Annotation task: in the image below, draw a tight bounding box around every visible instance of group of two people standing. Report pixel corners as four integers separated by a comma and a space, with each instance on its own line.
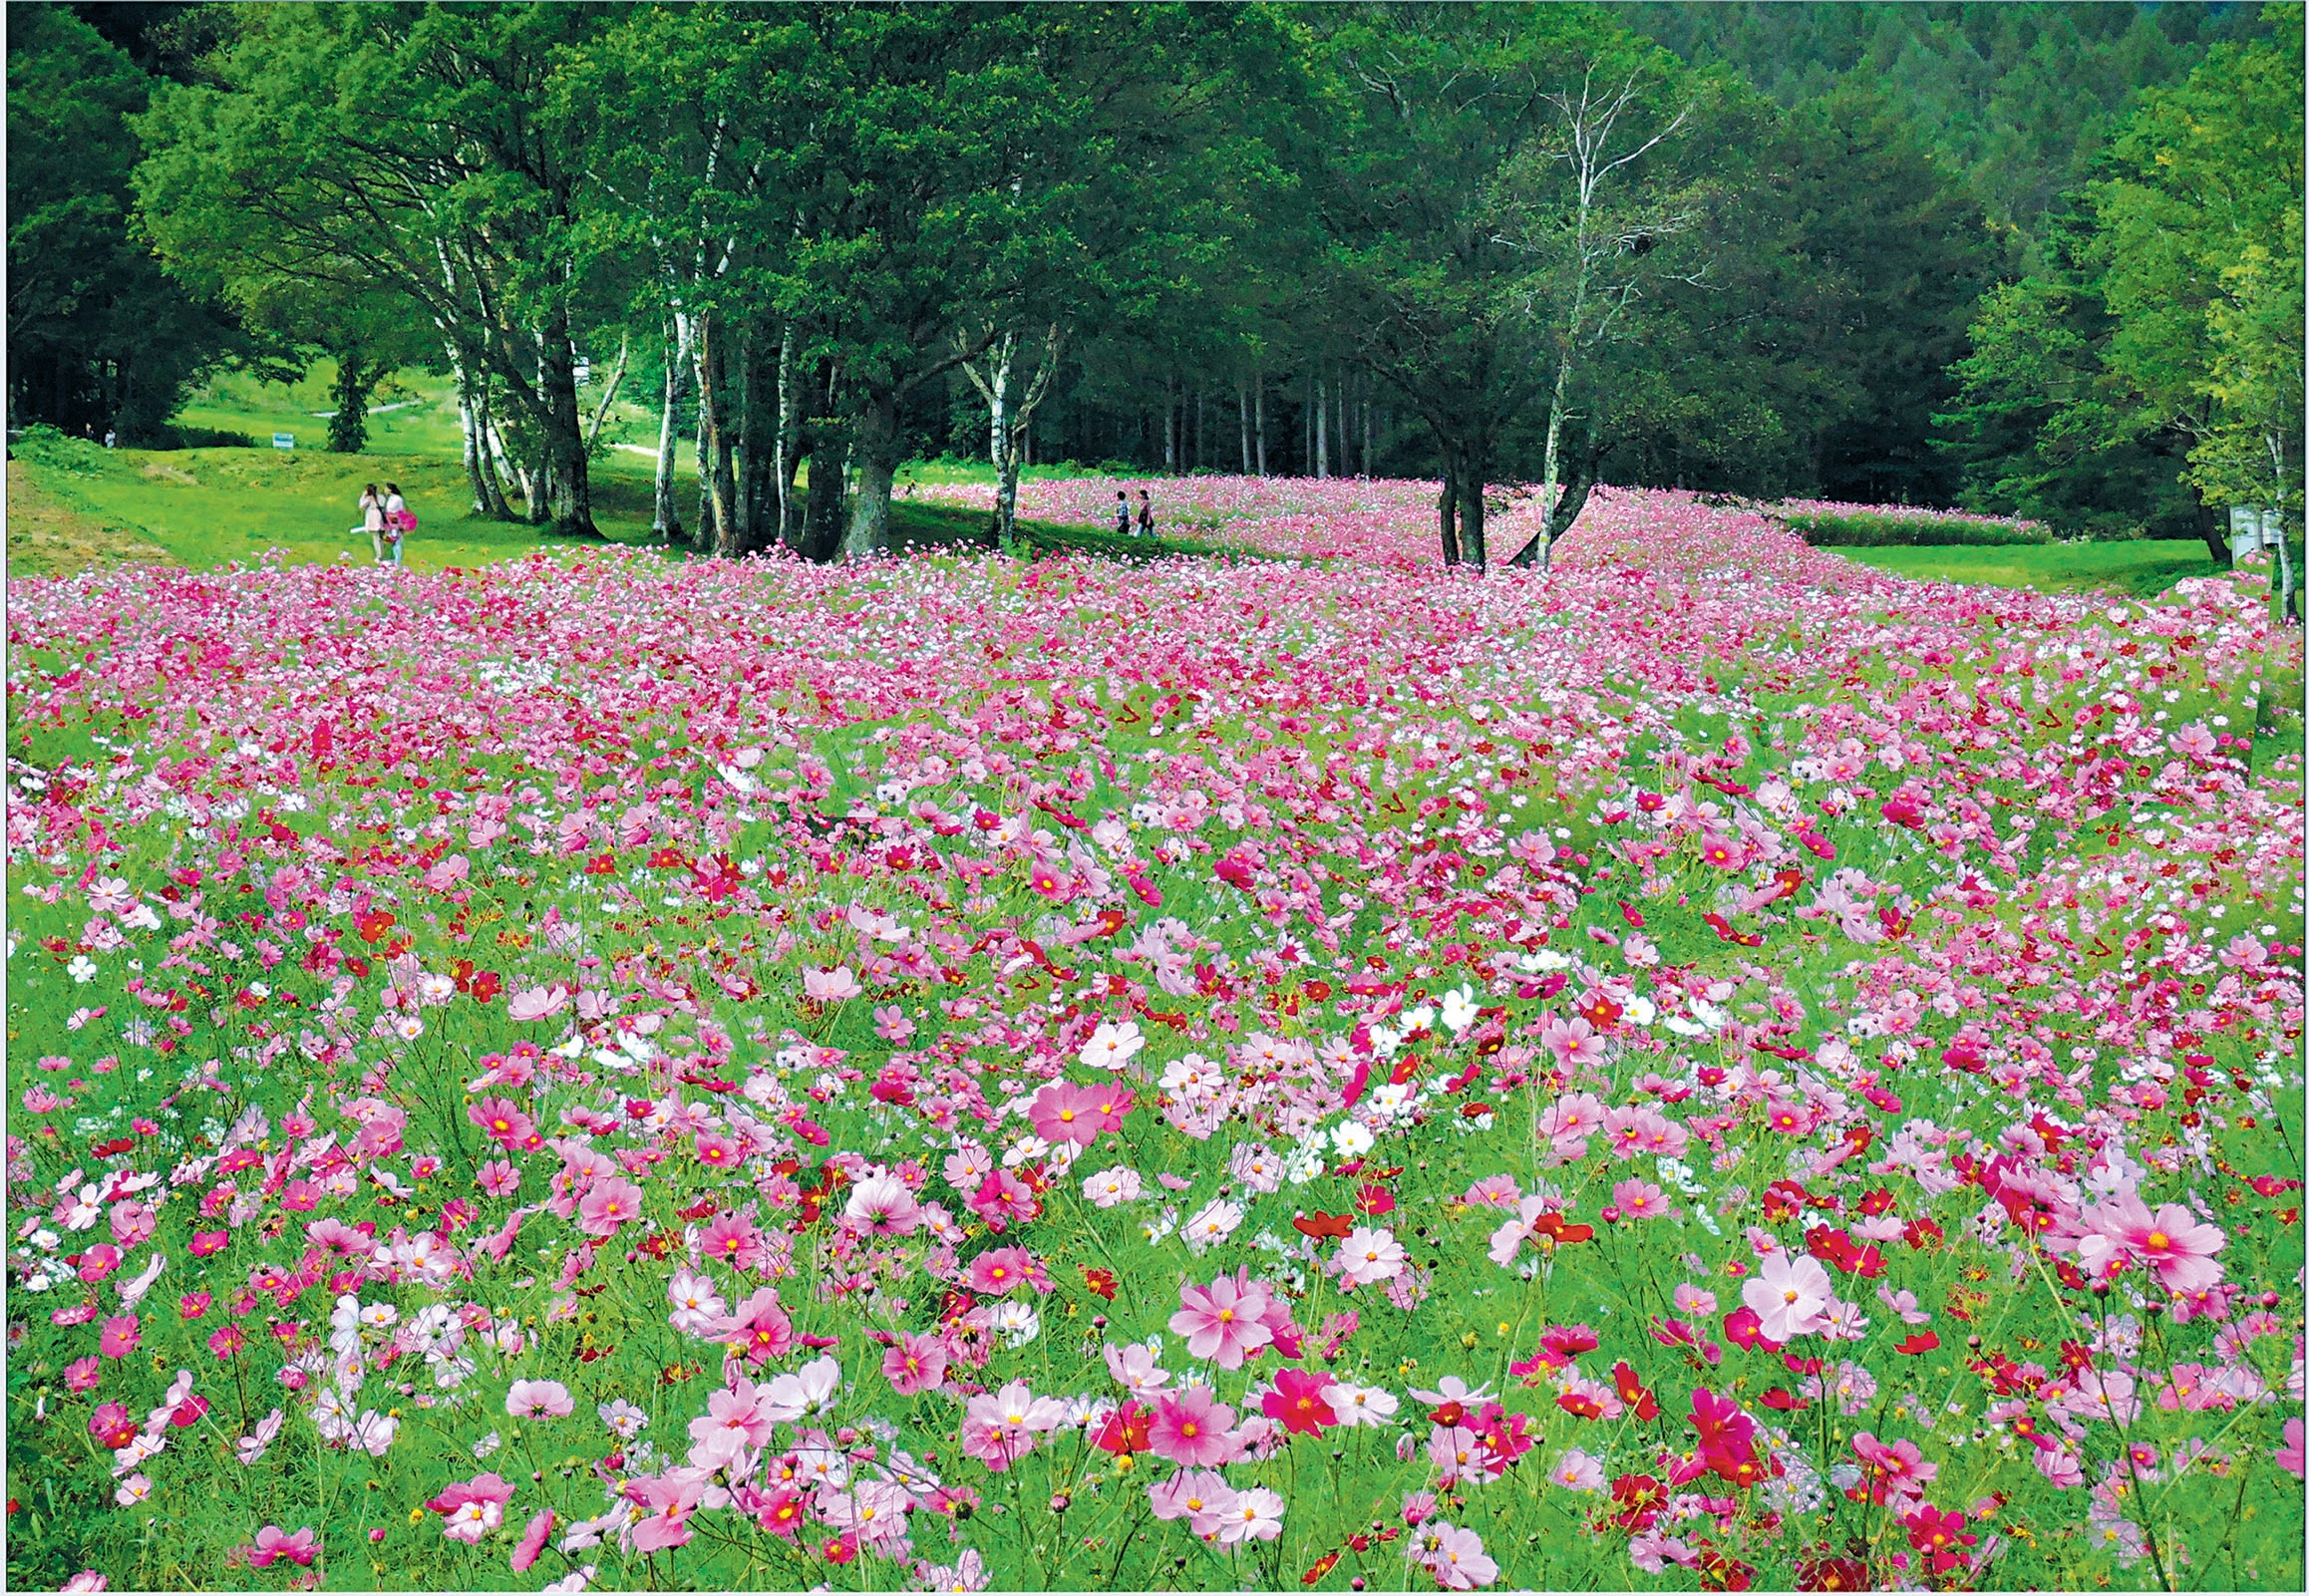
355, 482, 414, 566
1115, 487, 1155, 538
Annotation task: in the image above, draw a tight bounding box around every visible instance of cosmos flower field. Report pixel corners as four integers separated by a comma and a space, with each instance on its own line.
6, 481, 2304, 1593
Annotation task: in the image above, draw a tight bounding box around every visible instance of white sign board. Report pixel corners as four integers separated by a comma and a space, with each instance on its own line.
2230, 504, 2281, 562
272, 433, 295, 452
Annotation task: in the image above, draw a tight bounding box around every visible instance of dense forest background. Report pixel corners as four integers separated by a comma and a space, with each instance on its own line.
8, 2, 2300, 563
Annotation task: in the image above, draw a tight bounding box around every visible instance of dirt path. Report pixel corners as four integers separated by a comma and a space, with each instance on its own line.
5, 460, 173, 577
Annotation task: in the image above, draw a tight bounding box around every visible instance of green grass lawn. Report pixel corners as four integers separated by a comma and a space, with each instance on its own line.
1837, 537, 2300, 600
5, 366, 1223, 577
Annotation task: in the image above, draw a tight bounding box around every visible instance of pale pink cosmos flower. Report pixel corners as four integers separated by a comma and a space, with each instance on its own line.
506, 1380, 574, 1420
1168, 1275, 1273, 1368
842, 1174, 921, 1235
427, 1472, 515, 1543
1147, 1468, 1237, 1536
1082, 1165, 1143, 1207
1742, 1252, 1832, 1342
1214, 1484, 1286, 1544
1335, 1226, 1406, 1287
802, 966, 862, 1002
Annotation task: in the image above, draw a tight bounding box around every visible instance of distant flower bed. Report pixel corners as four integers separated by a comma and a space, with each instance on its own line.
1770, 499, 2056, 547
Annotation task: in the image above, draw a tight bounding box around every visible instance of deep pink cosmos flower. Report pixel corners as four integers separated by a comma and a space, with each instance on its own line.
1261, 1369, 1338, 1436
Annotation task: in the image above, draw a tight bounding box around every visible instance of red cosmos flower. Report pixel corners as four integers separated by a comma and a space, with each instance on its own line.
1080, 1267, 1118, 1301
1262, 1369, 1338, 1436
1353, 1182, 1397, 1217
355, 910, 396, 943
1093, 1400, 1153, 1453
1896, 1331, 1940, 1355
1612, 1361, 1661, 1421
1796, 1556, 1869, 1591
1292, 1211, 1354, 1240
1529, 1212, 1594, 1244
1301, 1551, 1341, 1585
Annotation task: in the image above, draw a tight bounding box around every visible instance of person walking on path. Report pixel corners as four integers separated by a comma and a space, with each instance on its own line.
1136, 487, 1154, 539
1114, 489, 1132, 537
381, 482, 410, 567
355, 482, 388, 563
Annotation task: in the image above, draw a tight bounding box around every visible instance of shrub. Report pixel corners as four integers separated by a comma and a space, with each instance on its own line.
1780, 508, 2056, 547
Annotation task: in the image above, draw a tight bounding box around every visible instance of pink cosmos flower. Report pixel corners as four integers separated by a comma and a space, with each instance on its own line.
476, 1159, 520, 1197
626, 1469, 709, 1551
803, 966, 862, 1002
959, 1381, 1066, 1472
2085, 1193, 2227, 1295
718, 1287, 795, 1364
427, 1472, 515, 1543
1536, 1019, 1605, 1072
1149, 1385, 1240, 1466
700, 1211, 766, 1271
2275, 1417, 2304, 1479
510, 1509, 555, 1573
686, 1378, 774, 1465
1167, 1274, 1273, 1369
100, 1315, 141, 1360
1610, 1178, 1670, 1219
65, 1356, 101, 1393
881, 1332, 947, 1395
966, 1246, 1037, 1296
247, 1526, 318, 1569
575, 1176, 643, 1237
1028, 1082, 1101, 1146
1422, 1522, 1498, 1589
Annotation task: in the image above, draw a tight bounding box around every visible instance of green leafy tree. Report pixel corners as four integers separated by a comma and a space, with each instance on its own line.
8, 6, 235, 441
134, 3, 615, 530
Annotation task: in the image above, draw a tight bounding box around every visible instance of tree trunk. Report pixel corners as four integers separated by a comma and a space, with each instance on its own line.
736, 330, 776, 553
1508, 442, 1603, 570
1438, 470, 1461, 566
840, 389, 902, 560
1238, 383, 1251, 474
1460, 457, 1486, 571
326, 351, 375, 454
1254, 375, 1267, 478
774, 325, 799, 548
798, 427, 849, 563
1361, 383, 1372, 478
1163, 376, 1176, 473
1315, 374, 1328, 479
694, 313, 740, 556
654, 317, 690, 540
539, 309, 595, 535
2190, 481, 2233, 563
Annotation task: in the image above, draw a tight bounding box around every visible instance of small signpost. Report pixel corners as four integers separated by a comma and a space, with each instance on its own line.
272, 432, 295, 452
